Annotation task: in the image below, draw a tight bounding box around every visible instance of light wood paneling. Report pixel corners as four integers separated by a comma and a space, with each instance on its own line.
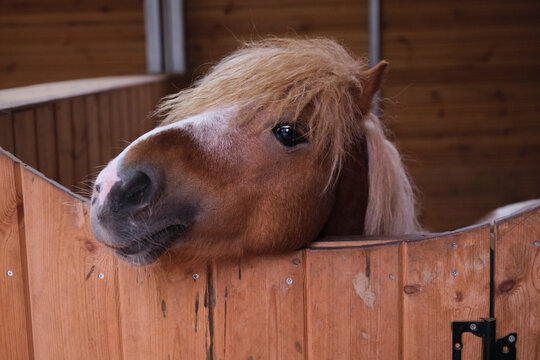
117, 260, 209, 359
307, 244, 400, 359
494, 205, 540, 359
401, 225, 491, 359
20, 164, 122, 359
0, 154, 32, 359
213, 253, 306, 359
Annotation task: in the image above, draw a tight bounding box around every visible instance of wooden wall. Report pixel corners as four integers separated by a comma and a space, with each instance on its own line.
381, 0, 540, 231
184, 0, 540, 231
0, 0, 146, 89
1, 147, 539, 359
0, 75, 184, 194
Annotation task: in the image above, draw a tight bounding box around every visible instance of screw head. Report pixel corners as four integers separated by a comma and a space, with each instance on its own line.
508, 335, 516, 343
389, 274, 395, 280
286, 277, 293, 285
452, 270, 458, 277
192, 273, 199, 280
98, 273, 104, 279
470, 323, 477, 331
534, 241, 539, 247
452, 243, 458, 249
7, 270, 13, 277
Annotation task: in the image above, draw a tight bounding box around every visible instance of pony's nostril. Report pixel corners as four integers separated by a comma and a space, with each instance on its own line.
110, 170, 155, 213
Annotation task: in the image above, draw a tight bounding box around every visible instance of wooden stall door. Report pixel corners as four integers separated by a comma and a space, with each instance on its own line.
494, 206, 540, 359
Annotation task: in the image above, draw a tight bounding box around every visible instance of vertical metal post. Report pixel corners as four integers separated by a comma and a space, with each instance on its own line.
144, 0, 163, 73
162, 0, 186, 73
368, 0, 381, 116
144, 0, 186, 74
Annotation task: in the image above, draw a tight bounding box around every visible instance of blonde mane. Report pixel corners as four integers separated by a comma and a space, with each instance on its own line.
158, 38, 421, 235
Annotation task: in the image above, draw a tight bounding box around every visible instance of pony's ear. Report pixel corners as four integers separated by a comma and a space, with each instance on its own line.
359, 60, 388, 113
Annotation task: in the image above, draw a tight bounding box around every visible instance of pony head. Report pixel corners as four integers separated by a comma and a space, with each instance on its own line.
90, 38, 420, 266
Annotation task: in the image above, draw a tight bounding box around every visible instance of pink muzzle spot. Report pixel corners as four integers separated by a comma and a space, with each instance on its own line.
94, 157, 121, 206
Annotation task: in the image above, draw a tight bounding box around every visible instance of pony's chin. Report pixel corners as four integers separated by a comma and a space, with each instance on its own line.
110, 224, 188, 266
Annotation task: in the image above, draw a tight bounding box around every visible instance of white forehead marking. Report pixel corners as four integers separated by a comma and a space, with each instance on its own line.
117, 106, 236, 164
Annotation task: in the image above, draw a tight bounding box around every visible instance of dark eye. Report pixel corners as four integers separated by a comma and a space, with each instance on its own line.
272, 124, 308, 147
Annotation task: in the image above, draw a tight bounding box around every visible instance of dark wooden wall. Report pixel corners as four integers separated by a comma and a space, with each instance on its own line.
0, 0, 146, 89
381, 0, 540, 231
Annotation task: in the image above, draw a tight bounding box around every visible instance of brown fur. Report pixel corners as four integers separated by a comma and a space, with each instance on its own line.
91, 38, 421, 267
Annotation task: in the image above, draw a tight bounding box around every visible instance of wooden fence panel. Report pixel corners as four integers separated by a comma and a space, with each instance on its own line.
212, 252, 306, 360
85, 94, 101, 179
306, 243, 401, 359
402, 225, 491, 359
54, 99, 75, 188
0, 112, 14, 153
20, 165, 122, 359
13, 109, 38, 169
494, 205, 540, 359
71, 96, 90, 190
35, 104, 59, 181
117, 261, 209, 359
0, 152, 32, 359
97, 91, 113, 165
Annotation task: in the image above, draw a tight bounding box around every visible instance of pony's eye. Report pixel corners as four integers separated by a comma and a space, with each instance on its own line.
272, 124, 308, 147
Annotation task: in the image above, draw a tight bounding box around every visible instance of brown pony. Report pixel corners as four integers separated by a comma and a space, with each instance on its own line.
90, 38, 421, 266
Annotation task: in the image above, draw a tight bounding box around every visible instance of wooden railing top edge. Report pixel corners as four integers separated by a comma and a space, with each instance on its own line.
0, 146, 87, 203
0, 74, 177, 112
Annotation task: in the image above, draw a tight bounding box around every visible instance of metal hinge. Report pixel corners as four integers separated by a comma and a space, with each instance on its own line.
452, 318, 517, 360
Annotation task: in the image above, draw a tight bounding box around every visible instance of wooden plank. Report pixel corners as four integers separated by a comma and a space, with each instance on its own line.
0, 151, 32, 359
12, 109, 38, 169
401, 225, 491, 359
97, 91, 113, 165
54, 99, 75, 188
85, 94, 102, 180
118, 88, 131, 146
35, 104, 59, 181
0, 112, 14, 153
71, 96, 90, 191
494, 205, 540, 359
306, 244, 400, 359
117, 259, 209, 359
0, 75, 169, 111
109, 90, 123, 157
212, 253, 305, 359
20, 166, 122, 359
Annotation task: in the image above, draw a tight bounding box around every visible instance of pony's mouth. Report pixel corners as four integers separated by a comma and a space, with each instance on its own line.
110, 224, 187, 264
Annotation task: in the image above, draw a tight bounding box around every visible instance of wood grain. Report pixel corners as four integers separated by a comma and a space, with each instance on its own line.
20, 164, 122, 359
212, 253, 305, 359
401, 225, 491, 359
0, 112, 14, 153
71, 96, 90, 190
306, 244, 400, 359
494, 205, 540, 359
13, 109, 38, 169
117, 259, 209, 359
0, 151, 32, 359
0, 2, 146, 89
54, 99, 75, 188
35, 104, 59, 181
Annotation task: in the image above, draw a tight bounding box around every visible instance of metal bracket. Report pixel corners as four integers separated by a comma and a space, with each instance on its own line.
452, 318, 516, 360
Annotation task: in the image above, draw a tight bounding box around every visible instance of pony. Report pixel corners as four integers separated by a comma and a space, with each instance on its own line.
90, 38, 421, 266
